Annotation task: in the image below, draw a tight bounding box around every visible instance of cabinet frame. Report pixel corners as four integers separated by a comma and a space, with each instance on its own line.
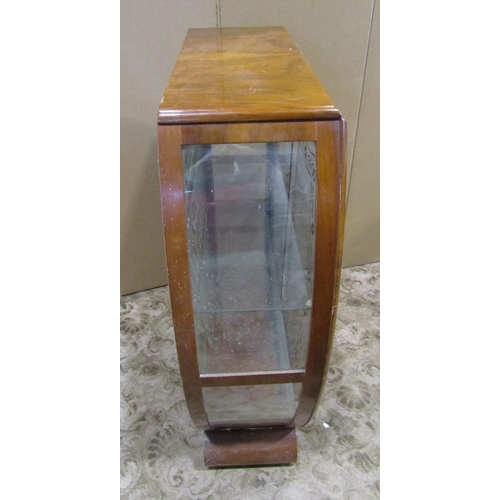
157, 119, 346, 431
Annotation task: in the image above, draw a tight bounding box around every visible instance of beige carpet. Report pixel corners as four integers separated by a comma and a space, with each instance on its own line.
121, 263, 380, 499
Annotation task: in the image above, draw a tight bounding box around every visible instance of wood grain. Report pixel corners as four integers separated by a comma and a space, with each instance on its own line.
200, 370, 305, 388
159, 27, 340, 124
181, 120, 317, 144
204, 427, 297, 467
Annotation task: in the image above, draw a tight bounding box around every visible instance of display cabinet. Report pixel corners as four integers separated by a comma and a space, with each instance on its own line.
157, 27, 346, 467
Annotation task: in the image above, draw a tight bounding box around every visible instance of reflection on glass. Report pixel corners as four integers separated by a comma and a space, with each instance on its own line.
182, 142, 316, 376
203, 383, 302, 427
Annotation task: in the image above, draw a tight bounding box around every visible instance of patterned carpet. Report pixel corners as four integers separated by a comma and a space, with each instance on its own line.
120, 263, 380, 499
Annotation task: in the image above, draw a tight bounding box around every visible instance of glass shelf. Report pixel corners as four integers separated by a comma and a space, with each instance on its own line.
183, 142, 316, 381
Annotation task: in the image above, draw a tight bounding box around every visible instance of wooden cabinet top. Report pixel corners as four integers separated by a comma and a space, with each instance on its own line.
158, 27, 341, 124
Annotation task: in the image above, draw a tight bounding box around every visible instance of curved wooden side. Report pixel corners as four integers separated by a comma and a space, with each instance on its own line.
157, 124, 209, 429
292, 119, 347, 427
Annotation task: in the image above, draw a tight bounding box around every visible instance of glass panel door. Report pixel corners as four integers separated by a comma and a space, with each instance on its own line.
182, 142, 316, 425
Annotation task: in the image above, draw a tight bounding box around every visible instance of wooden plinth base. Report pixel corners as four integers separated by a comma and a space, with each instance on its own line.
203, 427, 297, 467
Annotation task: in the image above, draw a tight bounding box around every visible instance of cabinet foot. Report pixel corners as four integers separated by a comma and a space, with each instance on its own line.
203, 427, 297, 467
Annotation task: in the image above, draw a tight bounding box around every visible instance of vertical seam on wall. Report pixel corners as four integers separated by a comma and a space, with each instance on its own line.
216, 0, 221, 27
346, 0, 376, 202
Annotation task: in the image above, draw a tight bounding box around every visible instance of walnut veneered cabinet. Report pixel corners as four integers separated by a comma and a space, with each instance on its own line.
157, 27, 346, 467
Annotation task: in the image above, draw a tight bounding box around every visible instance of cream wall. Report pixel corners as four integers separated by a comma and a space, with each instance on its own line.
121, 0, 215, 295
121, 0, 379, 295
342, 0, 380, 267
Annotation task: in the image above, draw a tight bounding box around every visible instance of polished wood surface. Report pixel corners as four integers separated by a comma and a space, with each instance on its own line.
159, 27, 340, 124
204, 428, 297, 467
181, 120, 317, 145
